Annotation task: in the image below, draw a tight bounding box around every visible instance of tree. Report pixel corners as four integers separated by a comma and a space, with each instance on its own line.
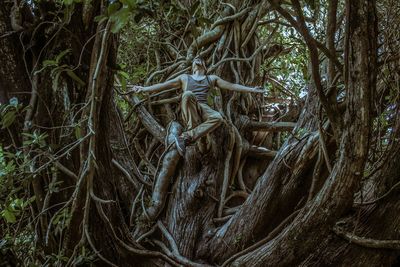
1, 0, 399, 266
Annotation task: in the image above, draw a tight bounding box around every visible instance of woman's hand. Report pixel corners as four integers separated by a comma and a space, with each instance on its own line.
132, 85, 144, 93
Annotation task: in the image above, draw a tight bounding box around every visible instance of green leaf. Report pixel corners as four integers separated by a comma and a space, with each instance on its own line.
107, 2, 121, 15
1, 111, 16, 129
305, 0, 317, 10
110, 8, 131, 33
66, 70, 86, 86
75, 125, 81, 139
120, 76, 127, 91
121, 0, 137, 10
56, 49, 72, 64
207, 94, 214, 107
63, 0, 74, 5
118, 71, 130, 79
94, 15, 107, 23
2, 209, 16, 223
43, 60, 57, 67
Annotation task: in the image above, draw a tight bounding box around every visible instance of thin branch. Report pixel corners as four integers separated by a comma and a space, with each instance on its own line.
224, 191, 249, 205
34, 132, 93, 174
136, 223, 158, 243
247, 121, 296, 132
152, 239, 211, 267
266, 76, 301, 101
187, 25, 226, 61
241, 4, 263, 48
333, 226, 400, 250
218, 125, 235, 218
273, 0, 341, 136
237, 160, 248, 192
208, 24, 278, 73
211, 7, 252, 29
308, 147, 323, 202
318, 120, 332, 173
132, 138, 157, 174
84, 228, 119, 267
146, 59, 185, 85
213, 215, 233, 224
354, 179, 400, 206
130, 95, 166, 142
130, 185, 143, 226
248, 145, 277, 158
150, 95, 180, 106
54, 161, 78, 180
156, 221, 180, 254
95, 202, 180, 266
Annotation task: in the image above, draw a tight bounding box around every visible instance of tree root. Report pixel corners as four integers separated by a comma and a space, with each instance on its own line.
112, 158, 152, 188
333, 226, 400, 250
223, 210, 300, 267
354, 179, 400, 206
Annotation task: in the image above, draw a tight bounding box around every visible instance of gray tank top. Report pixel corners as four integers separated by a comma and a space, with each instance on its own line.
186, 75, 210, 104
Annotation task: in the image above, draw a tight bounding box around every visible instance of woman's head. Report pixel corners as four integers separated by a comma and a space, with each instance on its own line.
192, 56, 207, 73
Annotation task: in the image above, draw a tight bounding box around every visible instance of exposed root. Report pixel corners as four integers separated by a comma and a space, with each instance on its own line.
222, 210, 300, 267
333, 226, 400, 250
218, 123, 235, 218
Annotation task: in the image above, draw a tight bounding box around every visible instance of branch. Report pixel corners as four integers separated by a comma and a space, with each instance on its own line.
54, 161, 78, 180
241, 4, 264, 48
145, 59, 185, 85
132, 138, 157, 174
153, 240, 210, 267
95, 202, 181, 266
186, 25, 225, 61
248, 145, 277, 158
269, 1, 343, 72
157, 221, 180, 254
354, 179, 400, 206
211, 7, 252, 29
85, 228, 119, 267
318, 119, 332, 173
212, 215, 232, 224
112, 158, 152, 188
218, 124, 235, 218
130, 95, 166, 142
272, 0, 342, 136
150, 95, 180, 106
154, 220, 212, 267
208, 24, 278, 73
326, 0, 339, 100
247, 121, 296, 132
266, 76, 300, 101
333, 226, 400, 250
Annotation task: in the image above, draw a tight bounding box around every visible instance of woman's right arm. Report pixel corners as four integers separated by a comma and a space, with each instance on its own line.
133, 75, 184, 93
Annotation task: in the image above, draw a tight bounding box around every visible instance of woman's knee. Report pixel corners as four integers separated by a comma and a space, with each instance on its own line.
209, 112, 223, 125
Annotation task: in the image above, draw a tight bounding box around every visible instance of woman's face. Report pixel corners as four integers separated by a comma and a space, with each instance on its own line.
192, 57, 205, 71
